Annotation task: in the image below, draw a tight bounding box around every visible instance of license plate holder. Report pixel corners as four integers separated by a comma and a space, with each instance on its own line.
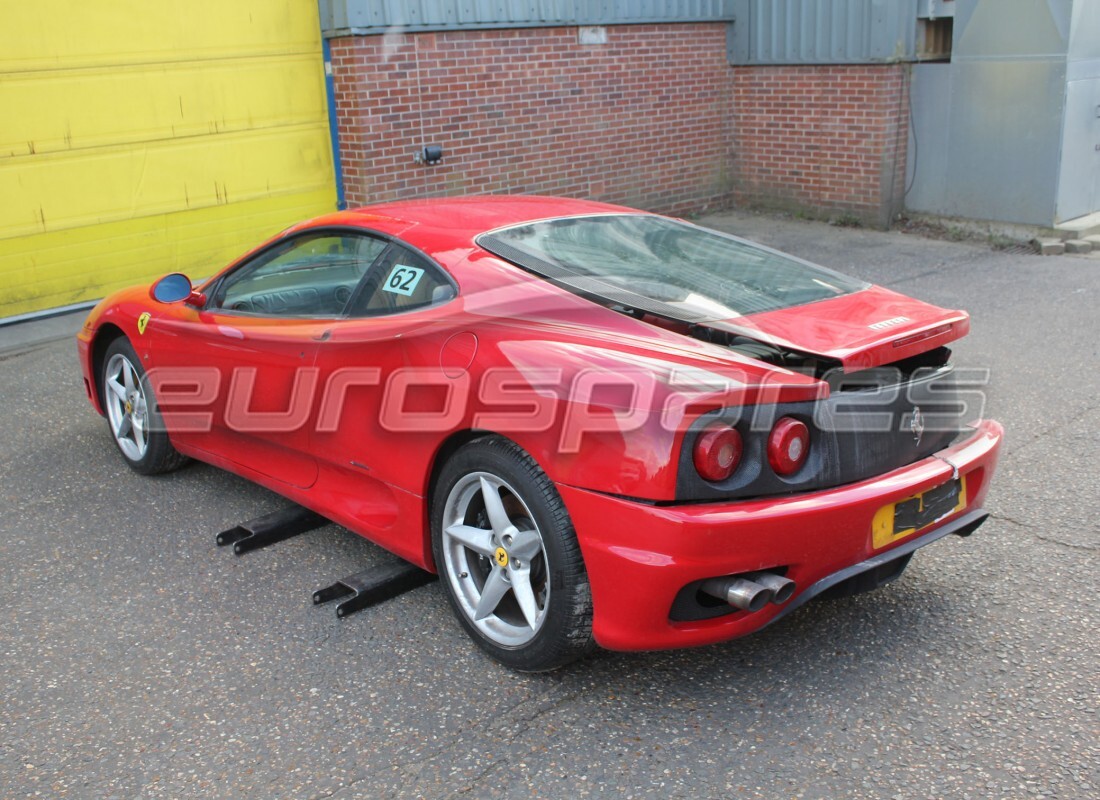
872, 476, 966, 550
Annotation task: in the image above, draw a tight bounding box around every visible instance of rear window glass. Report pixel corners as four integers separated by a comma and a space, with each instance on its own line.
477, 214, 867, 322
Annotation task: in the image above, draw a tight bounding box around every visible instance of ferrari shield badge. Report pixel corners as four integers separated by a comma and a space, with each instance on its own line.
910, 406, 925, 445
137, 312, 151, 335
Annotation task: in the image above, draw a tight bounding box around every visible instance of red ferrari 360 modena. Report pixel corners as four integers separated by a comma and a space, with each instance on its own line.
77, 196, 1003, 670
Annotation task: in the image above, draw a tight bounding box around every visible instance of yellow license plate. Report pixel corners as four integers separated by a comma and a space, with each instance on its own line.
872, 475, 967, 550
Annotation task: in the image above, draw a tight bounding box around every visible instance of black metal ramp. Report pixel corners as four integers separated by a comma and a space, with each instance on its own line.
313, 559, 437, 618
216, 505, 327, 555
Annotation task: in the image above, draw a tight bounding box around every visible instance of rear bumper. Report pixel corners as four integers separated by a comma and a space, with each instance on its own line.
559, 419, 1003, 651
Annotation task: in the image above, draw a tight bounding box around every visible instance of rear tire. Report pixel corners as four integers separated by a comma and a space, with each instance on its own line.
431, 436, 594, 671
100, 337, 189, 475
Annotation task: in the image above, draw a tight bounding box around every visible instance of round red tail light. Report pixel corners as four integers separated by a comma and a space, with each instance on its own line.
693, 424, 743, 482
768, 417, 810, 476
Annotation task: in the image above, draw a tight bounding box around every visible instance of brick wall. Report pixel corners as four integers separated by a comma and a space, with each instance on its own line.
329, 29, 911, 227
730, 64, 910, 228
329, 24, 734, 215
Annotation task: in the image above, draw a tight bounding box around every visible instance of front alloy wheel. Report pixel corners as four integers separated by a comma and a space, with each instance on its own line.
100, 337, 188, 475
104, 350, 151, 463
432, 437, 593, 671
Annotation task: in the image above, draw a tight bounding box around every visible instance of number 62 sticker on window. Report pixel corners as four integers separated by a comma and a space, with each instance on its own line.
383, 264, 425, 296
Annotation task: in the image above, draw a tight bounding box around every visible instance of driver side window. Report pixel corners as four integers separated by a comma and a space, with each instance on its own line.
214, 233, 388, 317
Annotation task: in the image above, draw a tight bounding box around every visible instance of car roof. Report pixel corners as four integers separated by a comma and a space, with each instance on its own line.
293, 195, 645, 258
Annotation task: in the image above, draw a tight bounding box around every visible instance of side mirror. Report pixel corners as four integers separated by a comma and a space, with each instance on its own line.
152, 273, 208, 307
152, 273, 193, 303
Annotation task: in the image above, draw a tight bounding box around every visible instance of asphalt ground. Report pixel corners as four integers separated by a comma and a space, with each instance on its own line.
1, 211, 1097, 799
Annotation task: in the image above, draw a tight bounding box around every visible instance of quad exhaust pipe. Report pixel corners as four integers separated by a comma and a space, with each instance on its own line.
701, 571, 796, 612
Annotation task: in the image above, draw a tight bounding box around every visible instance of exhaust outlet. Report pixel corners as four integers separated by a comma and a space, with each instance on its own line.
701, 577, 774, 613
744, 571, 796, 605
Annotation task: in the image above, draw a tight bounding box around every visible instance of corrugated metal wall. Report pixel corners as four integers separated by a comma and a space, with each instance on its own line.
319, 0, 734, 36
1057, 0, 1100, 222
0, 2, 337, 319
727, 0, 918, 64
319, 0, 922, 62
905, 0, 1074, 226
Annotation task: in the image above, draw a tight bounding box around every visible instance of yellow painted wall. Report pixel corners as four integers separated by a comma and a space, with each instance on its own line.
0, 2, 337, 318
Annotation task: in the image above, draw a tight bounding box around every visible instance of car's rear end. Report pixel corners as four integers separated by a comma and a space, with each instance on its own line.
475, 209, 1004, 652
560, 363, 1002, 651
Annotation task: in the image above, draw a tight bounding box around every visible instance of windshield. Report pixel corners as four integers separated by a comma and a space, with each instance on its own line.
477, 214, 868, 322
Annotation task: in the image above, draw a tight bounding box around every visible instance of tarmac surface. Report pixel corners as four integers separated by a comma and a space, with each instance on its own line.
1, 210, 1097, 799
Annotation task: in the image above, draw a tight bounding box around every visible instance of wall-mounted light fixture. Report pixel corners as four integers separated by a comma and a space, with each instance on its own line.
415, 145, 443, 166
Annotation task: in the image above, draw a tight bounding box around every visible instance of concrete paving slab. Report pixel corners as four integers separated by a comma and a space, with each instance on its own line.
1034, 237, 1066, 255
1055, 210, 1100, 239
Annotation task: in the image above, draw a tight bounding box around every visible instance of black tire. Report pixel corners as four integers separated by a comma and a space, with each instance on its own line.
431, 436, 594, 671
100, 337, 189, 475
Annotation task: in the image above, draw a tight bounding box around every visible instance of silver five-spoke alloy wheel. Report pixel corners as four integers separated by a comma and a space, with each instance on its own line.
104, 352, 150, 462
441, 471, 549, 647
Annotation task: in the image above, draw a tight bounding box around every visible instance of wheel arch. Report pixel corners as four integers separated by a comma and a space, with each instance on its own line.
90, 323, 127, 412
422, 428, 496, 569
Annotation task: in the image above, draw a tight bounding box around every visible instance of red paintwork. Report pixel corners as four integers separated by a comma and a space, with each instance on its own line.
76, 195, 1003, 651
714, 284, 971, 372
